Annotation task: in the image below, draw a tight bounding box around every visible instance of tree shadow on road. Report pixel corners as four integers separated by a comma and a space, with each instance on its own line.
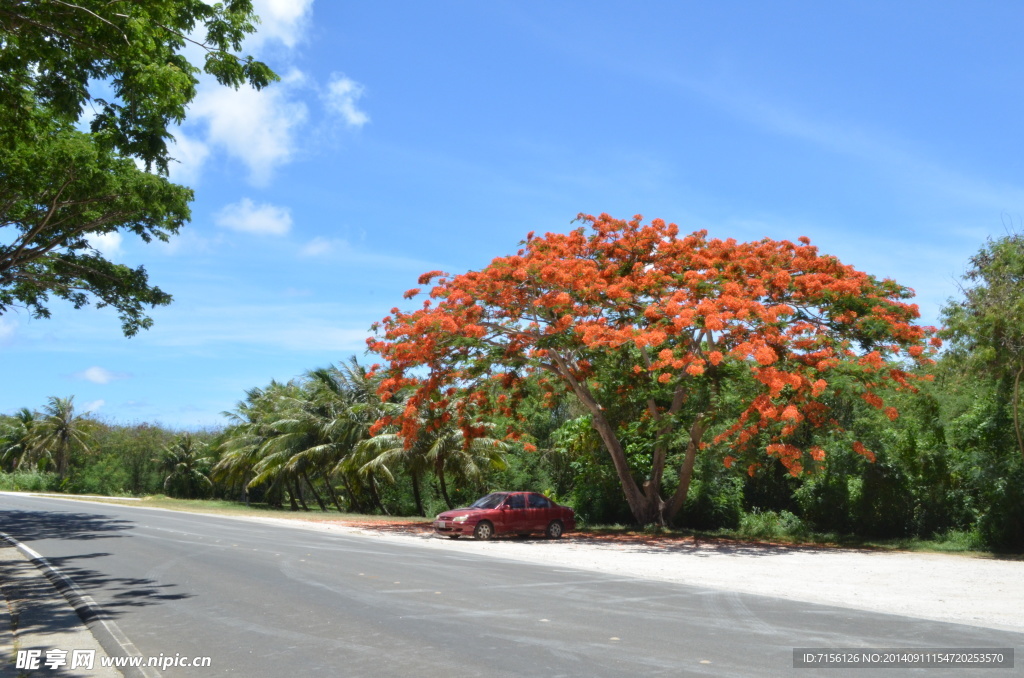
0, 507, 193, 637
0, 508, 134, 542
1, 543, 192, 640
45, 550, 193, 607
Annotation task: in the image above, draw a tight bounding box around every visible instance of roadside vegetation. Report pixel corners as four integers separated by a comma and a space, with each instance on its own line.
3, 228, 1023, 553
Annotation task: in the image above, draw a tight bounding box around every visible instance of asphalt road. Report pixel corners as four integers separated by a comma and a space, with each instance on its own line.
1, 493, 1020, 677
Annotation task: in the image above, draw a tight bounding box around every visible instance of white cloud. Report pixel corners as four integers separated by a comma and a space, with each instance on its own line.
0, 318, 16, 344
75, 366, 131, 384
159, 227, 216, 256
189, 73, 309, 185
166, 130, 211, 186
168, 3, 365, 186
89, 232, 123, 260
299, 236, 349, 256
249, 0, 315, 50
324, 74, 370, 128
215, 198, 293, 236
82, 399, 105, 413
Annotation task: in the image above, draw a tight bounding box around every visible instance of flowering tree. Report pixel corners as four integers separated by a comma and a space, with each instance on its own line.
369, 214, 938, 525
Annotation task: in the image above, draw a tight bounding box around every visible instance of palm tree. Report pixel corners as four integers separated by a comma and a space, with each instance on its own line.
359, 401, 511, 510
355, 429, 431, 515
307, 359, 390, 512
422, 420, 511, 509
0, 408, 38, 472
256, 359, 389, 513
28, 396, 93, 480
159, 433, 213, 498
215, 385, 275, 497
212, 358, 399, 514
214, 381, 299, 508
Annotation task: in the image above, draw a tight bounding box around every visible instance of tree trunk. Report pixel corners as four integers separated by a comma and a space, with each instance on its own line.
290, 476, 308, 511
303, 470, 327, 512
642, 380, 690, 525
585, 404, 662, 524
339, 474, 365, 513
436, 459, 454, 509
546, 347, 668, 524
412, 470, 425, 516
1014, 364, 1024, 464
56, 440, 69, 481
321, 471, 345, 512
266, 479, 284, 509
665, 416, 708, 523
368, 475, 388, 515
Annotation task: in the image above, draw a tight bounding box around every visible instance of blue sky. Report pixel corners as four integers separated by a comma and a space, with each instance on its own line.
3, 0, 1023, 428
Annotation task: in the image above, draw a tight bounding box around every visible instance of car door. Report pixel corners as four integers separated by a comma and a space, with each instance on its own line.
526, 493, 553, 532
501, 492, 529, 534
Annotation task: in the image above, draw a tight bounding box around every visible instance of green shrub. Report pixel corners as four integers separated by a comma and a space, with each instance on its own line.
975, 464, 1024, 550
853, 454, 916, 538
678, 453, 743, 530
0, 470, 60, 492
67, 453, 130, 496
795, 471, 853, 533
738, 510, 806, 541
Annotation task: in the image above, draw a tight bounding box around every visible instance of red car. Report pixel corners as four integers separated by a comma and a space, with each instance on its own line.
433, 491, 575, 540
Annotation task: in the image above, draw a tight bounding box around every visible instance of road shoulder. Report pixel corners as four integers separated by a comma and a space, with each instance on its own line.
0, 541, 120, 678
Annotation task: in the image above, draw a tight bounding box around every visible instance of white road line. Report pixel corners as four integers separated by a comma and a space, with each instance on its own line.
0, 530, 161, 678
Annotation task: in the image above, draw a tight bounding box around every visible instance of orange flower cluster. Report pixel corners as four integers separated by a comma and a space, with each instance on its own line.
368, 214, 938, 467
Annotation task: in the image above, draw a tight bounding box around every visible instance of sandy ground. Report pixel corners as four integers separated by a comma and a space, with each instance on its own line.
249, 517, 1024, 634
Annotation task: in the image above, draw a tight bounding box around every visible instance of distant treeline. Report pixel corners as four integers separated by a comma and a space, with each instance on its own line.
1, 353, 1021, 549
3, 235, 1023, 550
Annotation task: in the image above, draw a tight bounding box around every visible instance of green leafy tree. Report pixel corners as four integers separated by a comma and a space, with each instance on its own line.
250, 377, 347, 513
0, 0, 277, 334
214, 362, 388, 513
88, 421, 176, 494
941, 233, 1024, 462
0, 0, 277, 170
215, 385, 276, 503
306, 359, 391, 513
0, 122, 192, 334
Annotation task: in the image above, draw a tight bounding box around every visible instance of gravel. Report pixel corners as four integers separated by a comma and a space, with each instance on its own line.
252, 517, 1024, 634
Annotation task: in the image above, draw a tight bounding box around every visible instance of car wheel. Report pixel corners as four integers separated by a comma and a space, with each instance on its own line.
545, 520, 564, 539
473, 521, 494, 540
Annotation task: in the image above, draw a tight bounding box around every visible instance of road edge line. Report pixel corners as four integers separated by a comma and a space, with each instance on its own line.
0, 531, 160, 678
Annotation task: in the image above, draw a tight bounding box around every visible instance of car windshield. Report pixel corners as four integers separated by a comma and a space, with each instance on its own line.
469, 493, 507, 509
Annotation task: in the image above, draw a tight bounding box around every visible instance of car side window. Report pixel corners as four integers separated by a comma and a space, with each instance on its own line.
506, 494, 526, 509
528, 493, 551, 508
